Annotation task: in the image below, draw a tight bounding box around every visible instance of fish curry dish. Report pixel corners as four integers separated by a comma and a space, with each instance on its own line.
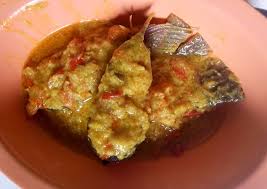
22, 14, 244, 162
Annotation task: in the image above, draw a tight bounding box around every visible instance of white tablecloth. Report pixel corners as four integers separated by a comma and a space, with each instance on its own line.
248, 0, 267, 10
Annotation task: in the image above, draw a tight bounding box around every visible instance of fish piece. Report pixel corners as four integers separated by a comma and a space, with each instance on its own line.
22, 21, 130, 138
197, 57, 244, 104
176, 33, 211, 56
145, 13, 193, 55
88, 16, 153, 161
146, 55, 244, 141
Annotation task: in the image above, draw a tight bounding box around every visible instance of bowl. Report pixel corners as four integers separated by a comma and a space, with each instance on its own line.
1, 0, 267, 188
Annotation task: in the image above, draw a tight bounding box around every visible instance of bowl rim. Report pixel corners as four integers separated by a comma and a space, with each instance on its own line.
1, 1, 267, 189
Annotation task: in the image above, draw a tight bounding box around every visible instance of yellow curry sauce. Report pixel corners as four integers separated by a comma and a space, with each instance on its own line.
22, 15, 244, 161
23, 21, 130, 140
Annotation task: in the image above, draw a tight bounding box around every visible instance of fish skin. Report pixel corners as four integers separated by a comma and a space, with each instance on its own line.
145, 55, 245, 141
176, 33, 211, 56
145, 13, 193, 55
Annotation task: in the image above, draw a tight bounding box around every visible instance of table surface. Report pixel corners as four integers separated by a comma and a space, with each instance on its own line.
0, 0, 266, 189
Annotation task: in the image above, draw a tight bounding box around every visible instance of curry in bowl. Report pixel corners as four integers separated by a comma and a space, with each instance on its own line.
22, 14, 244, 162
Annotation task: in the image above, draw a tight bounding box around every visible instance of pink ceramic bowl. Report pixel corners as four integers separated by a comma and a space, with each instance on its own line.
1, 0, 267, 188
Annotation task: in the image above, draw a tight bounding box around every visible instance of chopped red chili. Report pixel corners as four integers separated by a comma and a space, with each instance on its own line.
150, 82, 173, 94
72, 36, 84, 44
55, 67, 64, 74
172, 64, 187, 80
70, 54, 85, 70
104, 143, 113, 151
184, 110, 202, 118
101, 90, 123, 100
24, 78, 33, 88
32, 98, 43, 109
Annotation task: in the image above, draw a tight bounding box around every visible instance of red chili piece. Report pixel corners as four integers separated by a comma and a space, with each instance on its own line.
172, 65, 187, 80
104, 143, 113, 151
101, 90, 123, 100
55, 67, 64, 74
72, 36, 84, 44
24, 78, 33, 87
184, 110, 202, 118
70, 54, 84, 70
